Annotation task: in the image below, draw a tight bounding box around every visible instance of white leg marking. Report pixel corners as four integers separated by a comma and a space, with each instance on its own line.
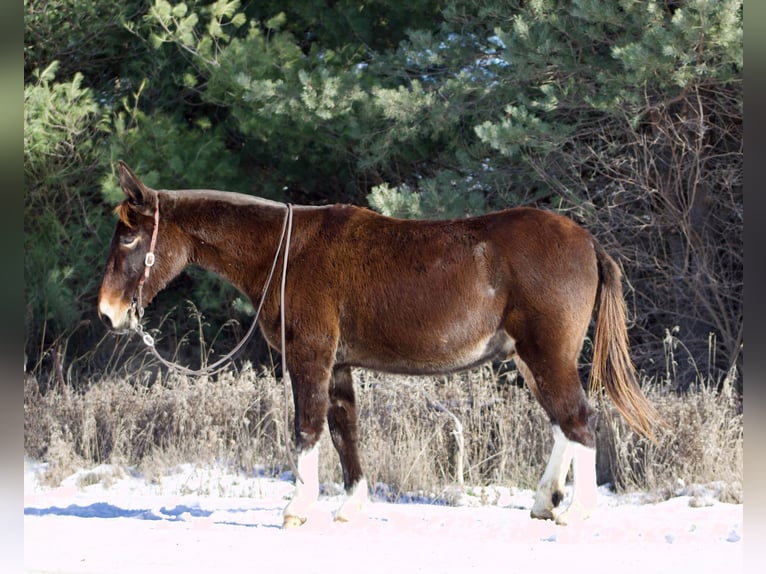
334, 478, 369, 523
531, 425, 575, 519
555, 442, 597, 525
282, 444, 320, 527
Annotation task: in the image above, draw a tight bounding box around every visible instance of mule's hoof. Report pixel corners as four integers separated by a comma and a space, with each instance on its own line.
530, 508, 555, 521
554, 505, 591, 526
334, 499, 365, 523
282, 515, 307, 529
334, 505, 362, 523
333, 479, 369, 523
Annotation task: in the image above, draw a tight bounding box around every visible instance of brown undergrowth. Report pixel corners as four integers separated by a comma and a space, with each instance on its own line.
24, 360, 742, 503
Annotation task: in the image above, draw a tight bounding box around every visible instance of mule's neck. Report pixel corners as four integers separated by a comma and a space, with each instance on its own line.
159, 189, 290, 299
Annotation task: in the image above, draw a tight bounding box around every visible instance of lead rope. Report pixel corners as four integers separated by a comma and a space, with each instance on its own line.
135, 204, 293, 378
279, 205, 302, 484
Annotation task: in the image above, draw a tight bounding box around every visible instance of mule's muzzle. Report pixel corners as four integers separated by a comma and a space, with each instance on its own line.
98, 311, 129, 334
97, 296, 137, 334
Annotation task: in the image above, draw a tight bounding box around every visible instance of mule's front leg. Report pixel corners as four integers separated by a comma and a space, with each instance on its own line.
282, 366, 331, 529
327, 365, 368, 522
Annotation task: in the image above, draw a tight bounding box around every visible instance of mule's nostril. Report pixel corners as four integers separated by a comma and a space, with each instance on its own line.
97, 298, 124, 331
98, 309, 114, 330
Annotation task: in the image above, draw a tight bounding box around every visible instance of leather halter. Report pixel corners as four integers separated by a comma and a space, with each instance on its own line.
133, 200, 160, 319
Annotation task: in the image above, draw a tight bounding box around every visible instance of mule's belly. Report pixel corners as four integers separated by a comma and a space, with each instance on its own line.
337, 327, 515, 376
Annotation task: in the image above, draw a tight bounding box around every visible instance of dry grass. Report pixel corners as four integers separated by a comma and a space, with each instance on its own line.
599, 365, 743, 503
25, 353, 742, 504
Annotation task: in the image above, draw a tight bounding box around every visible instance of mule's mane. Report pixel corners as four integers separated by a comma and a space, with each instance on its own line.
162, 188, 287, 209
114, 188, 290, 228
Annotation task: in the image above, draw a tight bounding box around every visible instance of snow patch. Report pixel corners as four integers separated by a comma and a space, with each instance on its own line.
24, 459, 743, 573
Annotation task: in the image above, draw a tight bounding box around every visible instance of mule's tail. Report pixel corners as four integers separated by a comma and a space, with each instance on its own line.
590, 243, 663, 443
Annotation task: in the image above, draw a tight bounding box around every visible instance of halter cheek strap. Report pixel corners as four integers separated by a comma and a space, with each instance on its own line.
144, 203, 160, 273
134, 201, 160, 318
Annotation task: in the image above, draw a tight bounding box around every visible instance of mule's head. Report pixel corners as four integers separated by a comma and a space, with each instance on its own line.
97, 161, 174, 333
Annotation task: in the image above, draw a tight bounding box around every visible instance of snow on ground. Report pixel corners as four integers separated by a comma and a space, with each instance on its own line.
24, 459, 742, 574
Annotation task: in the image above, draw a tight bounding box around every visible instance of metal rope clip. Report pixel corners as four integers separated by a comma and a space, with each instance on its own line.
144, 252, 156, 267
135, 323, 155, 347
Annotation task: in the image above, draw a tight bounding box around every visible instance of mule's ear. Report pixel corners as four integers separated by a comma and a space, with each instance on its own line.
117, 160, 157, 213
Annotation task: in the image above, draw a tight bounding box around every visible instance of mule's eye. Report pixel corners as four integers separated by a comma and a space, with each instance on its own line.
120, 235, 140, 249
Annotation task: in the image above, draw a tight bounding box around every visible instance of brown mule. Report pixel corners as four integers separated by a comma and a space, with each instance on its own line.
98, 161, 660, 527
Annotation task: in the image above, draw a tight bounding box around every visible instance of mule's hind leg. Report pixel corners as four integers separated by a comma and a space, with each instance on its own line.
555, 439, 597, 525
516, 357, 598, 524
529, 423, 575, 520
327, 365, 368, 522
